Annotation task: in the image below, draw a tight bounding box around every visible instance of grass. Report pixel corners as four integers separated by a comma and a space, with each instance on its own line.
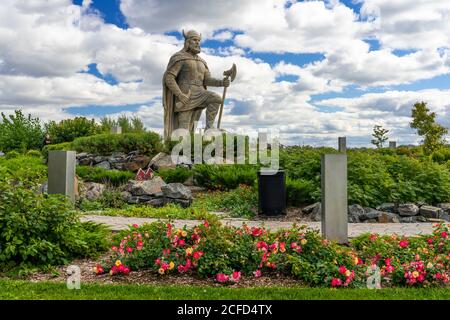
1, 279, 449, 300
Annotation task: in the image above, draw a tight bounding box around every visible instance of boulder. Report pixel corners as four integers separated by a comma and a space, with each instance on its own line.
360, 207, 383, 221
148, 152, 176, 170
437, 203, 450, 215
93, 156, 107, 164
123, 155, 151, 172
165, 198, 192, 208
378, 212, 400, 223
376, 203, 396, 213
302, 202, 320, 215
310, 203, 322, 221
125, 176, 166, 196
397, 203, 419, 216
363, 219, 378, 223
442, 213, 450, 222
162, 183, 192, 200
400, 216, 426, 223
419, 205, 443, 219
348, 204, 364, 222
81, 182, 106, 200
95, 161, 111, 170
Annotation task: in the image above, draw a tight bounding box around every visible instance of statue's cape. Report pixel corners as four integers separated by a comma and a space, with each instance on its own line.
162, 50, 209, 141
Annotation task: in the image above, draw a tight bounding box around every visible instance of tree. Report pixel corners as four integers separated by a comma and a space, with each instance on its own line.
0, 110, 45, 152
410, 101, 448, 155
45, 117, 100, 144
100, 115, 146, 134
371, 125, 389, 148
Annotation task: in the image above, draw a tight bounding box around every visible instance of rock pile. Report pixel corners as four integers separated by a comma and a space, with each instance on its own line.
76, 151, 151, 172
302, 202, 449, 223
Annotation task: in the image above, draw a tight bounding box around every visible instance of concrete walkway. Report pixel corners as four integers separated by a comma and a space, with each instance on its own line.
81, 215, 437, 237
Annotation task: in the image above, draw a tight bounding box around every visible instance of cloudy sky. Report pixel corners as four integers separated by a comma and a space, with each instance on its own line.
0, 0, 449, 147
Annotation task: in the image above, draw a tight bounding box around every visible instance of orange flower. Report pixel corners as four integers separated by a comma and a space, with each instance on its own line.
158, 268, 165, 275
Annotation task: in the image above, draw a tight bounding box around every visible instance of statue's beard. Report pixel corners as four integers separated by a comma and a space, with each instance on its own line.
188, 45, 201, 54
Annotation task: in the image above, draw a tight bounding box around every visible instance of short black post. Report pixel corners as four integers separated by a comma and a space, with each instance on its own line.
257, 169, 286, 216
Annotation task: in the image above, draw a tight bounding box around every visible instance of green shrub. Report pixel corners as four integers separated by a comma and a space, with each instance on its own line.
4, 150, 20, 160
99, 189, 126, 209
42, 142, 73, 160
0, 180, 109, 271
431, 148, 450, 164
286, 177, 319, 206
157, 167, 193, 183
193, 164, 257, 190
0, 155, 47, 187
25, 150, 42, 158
71, 132, 163, 156
0, 110, 45, 153
76, 166, 134, 186
45, 117, 100, 144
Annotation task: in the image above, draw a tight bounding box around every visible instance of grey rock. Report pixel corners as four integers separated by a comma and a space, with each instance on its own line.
146, 197, 166, 207
416, 215, 427, 222
149, 152, 176, 170
376, 203, 396, 213
400, 216, 415, 223
419, 205, 443, 219
311, 203, 322, 221
442, 213, 450, 222
363, 219, 378, 223
378, 212, 400, 223
165, 198, 192, 208
302, 202, 320, 215
78, 157, 94, 166
125, 176, 166, 196
348, 204, 364, 222
398, 203, 419, 216
126, 195, 154, 204
437, 203, 450, 215
95, 161, 111, 170
38, 181, 48, 194
94, 156, 107, 164
81, 182, 106, 200
360, 207, 382, 221
162, 183, 192, 200
76, 152, 89, 159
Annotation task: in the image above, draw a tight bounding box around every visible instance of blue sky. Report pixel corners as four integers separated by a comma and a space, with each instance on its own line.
0, 0, 449, 146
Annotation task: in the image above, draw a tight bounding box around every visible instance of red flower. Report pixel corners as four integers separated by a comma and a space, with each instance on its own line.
178, 239, 185, 246
123, 267, 130, 275
441, 232, 448, 238
339, 266, 347, 274
385, 258, 391, 266
118, 264, 125, 272
216, 273, 229, 283
193, 251, 203, 260
203, 220, 209, 228
111, 246, 118, 252
126, 247, 133, 253
290, 242, 298, 249
331, 278, 342, 287
132, 224, 139, 229
427, 238, 433, 244
251, 228, 263, 237
256, 241, 268, 251
369, 234, 377, 242
253, 269, 262, 278
137, 241, 143, 247
155, 258, 161, 266
232, 271, 241, 282
399, 240, 409, 248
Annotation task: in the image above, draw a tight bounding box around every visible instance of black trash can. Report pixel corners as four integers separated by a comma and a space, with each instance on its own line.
257, 169, 286, 216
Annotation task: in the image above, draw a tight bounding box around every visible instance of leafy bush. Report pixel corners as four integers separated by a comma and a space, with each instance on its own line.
4, 150, 21, 160
25, 150, 42, 158
45, 117, 100, 144
193, 164, 257, 190
0, 110, 45, 153
71, 132, 163, 156
42, 142, 73, 160
431, 148, 450, 164
286, 177, 319, 206
99, 115, 146, 134
76, 166, 134, 186
0, 155, 47, 187
99, 189, 126, 209
157, 167, 193, 183
0, 181, 109, 271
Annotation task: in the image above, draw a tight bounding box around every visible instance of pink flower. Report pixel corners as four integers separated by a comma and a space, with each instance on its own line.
123, 267, 130, 275
257, 241, 268, 251
441, 232, 448, 238
216, 273, 229, 283
132, 224, 139, 229
137, 241, 143, 247
232, 271, 241, 282
427, 238, 433, 244
331, 278, 342, 287
118, 264, 125, 272
203, 220, 209, 228
385, 258, 391, 266
193, 251, 203, 260
269, 243, 277, 251
178, 239, 185, 246
290, 242, 298, 249
161, 262, 169, 271
252, 228, 263, 237
155, 258, 161, 266
111, 246, 118, 252
399, 240, 409, 248
339, 266, 347, 274
279, 242, 286, 253
253, 269, 262, 278
126, 247, 133, 253
369, 234, 377, 242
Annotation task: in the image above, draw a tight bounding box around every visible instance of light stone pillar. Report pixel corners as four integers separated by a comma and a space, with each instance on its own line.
48, 150, 76, 203
110, 126, 122, 134
389, 141, 396, 149
338, 137, 346, 153
321, 154, 348, 244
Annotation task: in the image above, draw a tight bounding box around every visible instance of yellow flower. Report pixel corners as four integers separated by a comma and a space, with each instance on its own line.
345, 270, 351, 277
300, 239, 307, 245
186, 247, 193, 255
181, 230, 188, 237
412, 271, 419, 278
353, 257, 359, 265
169, 261, 175, 270
427, 262, 433, 269
115, 260, 122, 267
177, 229, 182, 236
158, 268, 165, 275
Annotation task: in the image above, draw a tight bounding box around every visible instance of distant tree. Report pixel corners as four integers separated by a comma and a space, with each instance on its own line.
0, 110, 45, 152
371, 125, 389, 148
410, 101, 448, 155
100, 115, 146, 134
45, 117, 100, 144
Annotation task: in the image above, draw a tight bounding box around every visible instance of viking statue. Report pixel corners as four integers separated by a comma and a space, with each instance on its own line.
162, 29, 231, 141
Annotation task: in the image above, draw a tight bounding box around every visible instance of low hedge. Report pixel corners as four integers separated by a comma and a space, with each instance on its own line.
76, 166, 134, 186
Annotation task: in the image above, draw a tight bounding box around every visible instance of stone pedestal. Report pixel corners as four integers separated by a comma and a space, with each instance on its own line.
321, 154, 348, 244
110, 126, 122, 134
338, 137, 346, 153
389, 141, 396, 149
48, 151, 76, 202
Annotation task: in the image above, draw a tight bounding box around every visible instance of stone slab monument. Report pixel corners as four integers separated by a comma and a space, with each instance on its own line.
162, 29, 236, 141
48, 150, 76, 203
389, 141, 396, 149
321, 154, 348, 244
110, 125, 122, 134
338, 137, 346, 153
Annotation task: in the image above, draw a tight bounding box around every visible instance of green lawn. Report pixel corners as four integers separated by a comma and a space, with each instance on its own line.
1, 280, 449, 300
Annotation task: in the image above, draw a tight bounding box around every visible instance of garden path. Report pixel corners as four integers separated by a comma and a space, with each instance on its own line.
82, 215, 436, 237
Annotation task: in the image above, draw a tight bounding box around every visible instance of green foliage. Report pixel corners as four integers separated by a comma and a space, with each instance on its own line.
99, 189, 126, 209
193, 164, 257, 190
0, 181, 109, 271
45, 117, 100, 144
76, 166, 134, 186
99, 115, 146, 134
4, 150, 21, 160
286, 177, 318, 206
156, 167, 193, 183
431, 147, 450, 164
42, 142, 73, 160
410, 101, 448, 155
71, 132, 163, 156
25, 150, 42, 158
0, 155, 47, 188
0, 110, 45, 152
371, 125, 390, 148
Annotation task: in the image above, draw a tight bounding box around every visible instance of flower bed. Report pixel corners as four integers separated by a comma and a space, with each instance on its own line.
95, 221, 450, 288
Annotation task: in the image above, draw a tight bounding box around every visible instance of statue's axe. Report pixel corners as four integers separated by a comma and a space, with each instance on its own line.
217, 63, 237, 129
